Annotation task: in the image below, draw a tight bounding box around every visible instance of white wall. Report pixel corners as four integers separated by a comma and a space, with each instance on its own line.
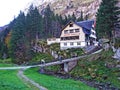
47, 38, 60, 45
61, 23, 85, 42
60, 40, 86, 50
60, 22, 86, 50
90, 29, 97, 39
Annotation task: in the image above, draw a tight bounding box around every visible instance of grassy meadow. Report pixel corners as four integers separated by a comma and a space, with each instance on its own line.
24, 67, 96, 90
0, 64, 31, 90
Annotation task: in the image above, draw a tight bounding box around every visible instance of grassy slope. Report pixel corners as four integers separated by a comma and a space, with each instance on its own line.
24, 67, 96, 90
0, 64, 31, 90
70, 50, 120, 88
0, 58, 13, 64
0, 63, 14, 67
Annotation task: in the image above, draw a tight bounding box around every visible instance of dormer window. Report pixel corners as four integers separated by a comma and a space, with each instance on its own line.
69, 23, 73, 27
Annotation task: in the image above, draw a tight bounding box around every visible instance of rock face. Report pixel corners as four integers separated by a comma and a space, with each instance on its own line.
25, 0, 101, 19
24, 0, 120, 19
113, 48, 120, 60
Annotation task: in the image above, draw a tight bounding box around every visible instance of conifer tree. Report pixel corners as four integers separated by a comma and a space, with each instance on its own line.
96, 0, 120, 41
10, 12, 28, 64
85, 14, 89, 20
77, 11, 84, 21
27, 5, 43, 41
44, 5, 54, 38
71, 13, 76, 21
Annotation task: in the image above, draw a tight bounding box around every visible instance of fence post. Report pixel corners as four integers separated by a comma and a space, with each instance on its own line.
64, 62, 69, 73
39, 66, 45, 74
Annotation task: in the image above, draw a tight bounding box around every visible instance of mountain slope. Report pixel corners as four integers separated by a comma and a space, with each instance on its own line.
25, 0, 120, 19
25, 0, 101, 19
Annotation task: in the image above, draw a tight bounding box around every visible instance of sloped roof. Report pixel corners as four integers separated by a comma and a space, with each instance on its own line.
76, 20, 94, 35
76, 20, 94, 30
60, 20, 94, 36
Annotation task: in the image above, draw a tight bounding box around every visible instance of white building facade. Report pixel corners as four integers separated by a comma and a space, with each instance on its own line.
47, 38, 60, 45
60, 20, 97, 50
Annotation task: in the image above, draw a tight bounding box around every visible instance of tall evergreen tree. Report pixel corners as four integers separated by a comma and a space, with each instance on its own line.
0, 40, 8, 59
27, 5, 43, 41
63, 15, 68, 25
0, 28, 10, 59
10, 12, 28, 64
77, 11, 84, 21
43, 5, 54, 38
71, 13, 76, 21
96, 0, 120, 40
85, 14, 89, 20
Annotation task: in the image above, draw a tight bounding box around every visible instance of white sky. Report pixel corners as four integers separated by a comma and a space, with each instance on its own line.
0, 0, 33, 26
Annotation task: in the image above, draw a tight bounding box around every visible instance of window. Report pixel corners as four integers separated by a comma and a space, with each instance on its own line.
70, 42, 74, 46
69, 23, 73, 27
75, 29, 79, 32
64, 30, 68, 34
92, 32, 95, 35
70, 29, 74, 33
64, 43, 67, 46
92, 27, 95, 30
61, 36, 79, 40
61, 37, 64, 40
77, 42, 81, 45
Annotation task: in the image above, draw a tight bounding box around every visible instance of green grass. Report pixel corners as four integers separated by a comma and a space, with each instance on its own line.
0, 58, 12, 63
0, 63, 15, 67
24, 67, 96, 90
29, 53, 54, 65
115, 38, 120, 48
0, 64, 31, 90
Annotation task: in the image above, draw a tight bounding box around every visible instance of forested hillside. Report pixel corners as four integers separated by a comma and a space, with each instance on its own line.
0, 5, 85, 64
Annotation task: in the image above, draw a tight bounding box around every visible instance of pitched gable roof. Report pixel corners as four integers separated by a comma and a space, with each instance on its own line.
76, 20, 94, 30
61, 20, 74, 31
61, 20, 94, 35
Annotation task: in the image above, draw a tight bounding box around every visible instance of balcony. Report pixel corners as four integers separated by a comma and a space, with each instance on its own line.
61, 36, 79, 41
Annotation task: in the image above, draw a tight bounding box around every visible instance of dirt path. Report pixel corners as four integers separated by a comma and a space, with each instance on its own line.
17, 69, 48, 90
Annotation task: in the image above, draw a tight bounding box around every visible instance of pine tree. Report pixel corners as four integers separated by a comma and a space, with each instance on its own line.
63, 15, 68, 25
0, 28, 10, 59
85, 14, 89, 20
10, 11, 29, 64
96, 0, 120, 41
77, 11, 84, 21
71, 13, 76, 21
43, 5, 54, 38
0, 40, 7, 59
27, 6, 44, 40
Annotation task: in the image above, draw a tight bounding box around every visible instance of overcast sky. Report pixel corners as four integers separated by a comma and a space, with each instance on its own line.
0, 0, 33, 26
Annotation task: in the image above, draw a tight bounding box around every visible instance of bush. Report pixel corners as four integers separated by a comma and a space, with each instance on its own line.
114, 38, 120, 48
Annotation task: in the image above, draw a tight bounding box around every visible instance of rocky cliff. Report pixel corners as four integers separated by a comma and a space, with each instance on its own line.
25, 0, 102, 19
25, 0, 120, 19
